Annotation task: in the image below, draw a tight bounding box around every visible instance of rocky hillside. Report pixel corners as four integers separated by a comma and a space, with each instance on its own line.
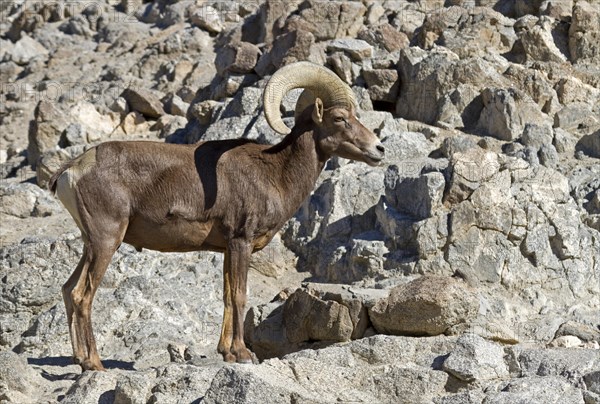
1, 0, 599, 402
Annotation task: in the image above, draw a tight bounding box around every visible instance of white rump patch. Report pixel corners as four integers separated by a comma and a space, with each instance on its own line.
55, 148, 97, 232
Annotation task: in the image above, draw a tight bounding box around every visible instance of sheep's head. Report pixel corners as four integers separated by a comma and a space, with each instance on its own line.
264, 62, 384, 166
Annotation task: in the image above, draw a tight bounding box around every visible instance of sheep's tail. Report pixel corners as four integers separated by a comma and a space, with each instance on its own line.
48, 160, 74, 194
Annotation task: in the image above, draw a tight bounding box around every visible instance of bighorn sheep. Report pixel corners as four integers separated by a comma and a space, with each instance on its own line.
49, 62, 384, 370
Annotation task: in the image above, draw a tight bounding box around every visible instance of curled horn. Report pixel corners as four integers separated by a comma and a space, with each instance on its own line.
263, 61, 357, 135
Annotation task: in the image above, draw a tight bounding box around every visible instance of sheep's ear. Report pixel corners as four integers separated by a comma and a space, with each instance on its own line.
312, 98, 324, 124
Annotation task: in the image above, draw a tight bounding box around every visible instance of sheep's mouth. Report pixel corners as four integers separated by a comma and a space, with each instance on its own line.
364, 153, 384, 166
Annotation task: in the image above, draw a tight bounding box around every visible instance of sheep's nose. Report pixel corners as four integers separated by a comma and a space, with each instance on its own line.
376, 144, 385, 154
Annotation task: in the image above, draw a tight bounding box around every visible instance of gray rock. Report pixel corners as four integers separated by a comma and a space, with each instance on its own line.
362, 68, 400, 103
576, 131, 600, 158
215, 42, 261, 76
396, 47, 505, 125
27, 101, 69, 167
36, 145, 87, 188
384, 166, 445, 220
369, 276, 479, 336
521, 123, 554, 149
249, 233, 295, 279
0, 181, 61, 218
163, 94, 189, 117
418, 6, 515, 59
444, 148, 501, 205
327, 38, 373, 61
555, 321, 600, 343
358, 23, 409, 53
585, 371, 600, 395
114, 372, 153, 404
516, 347, 600, 378
379, 129, 434, 162
554, 102, 594, 131
283, 289, 353, 343
441, 135, 478, 158
259, 29, 315, 73
538, 144, 559, 168
477, 88, 549, 141
442, 334, 509, 382
485, 376, 585, 404
10, 34, 49, 65
0, 351, 47, 401
516, 17, 568, 63
145, 364, 221, 403
244, 301, 290, 360
569, 1, 600, 64
203, 363, 317, 404
292, 1, 367, 41
61, 371, 118, 404
553, 128, 577, 154
205, 335, 455, 404
327, 51, 353, 84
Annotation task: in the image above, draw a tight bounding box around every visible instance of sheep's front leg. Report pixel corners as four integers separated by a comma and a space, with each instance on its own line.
227, 238, 253, 363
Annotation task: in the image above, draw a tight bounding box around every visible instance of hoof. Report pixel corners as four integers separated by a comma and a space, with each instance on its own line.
236, 357, 253, 364
80, 359, 106, 372
222, 352, 236, 363
233, 348, 254, 364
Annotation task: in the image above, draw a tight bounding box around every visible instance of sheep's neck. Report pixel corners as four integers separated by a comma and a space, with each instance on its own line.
272, 128, 326, 215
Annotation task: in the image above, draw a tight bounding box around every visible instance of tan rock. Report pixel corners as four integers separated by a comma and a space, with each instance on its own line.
369, 276, 479, 336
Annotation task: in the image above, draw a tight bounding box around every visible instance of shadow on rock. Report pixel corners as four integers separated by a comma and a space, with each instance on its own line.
28, 356, 135, 371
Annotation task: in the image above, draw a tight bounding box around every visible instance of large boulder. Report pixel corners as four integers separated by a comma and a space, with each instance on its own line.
369, 276, 479, 336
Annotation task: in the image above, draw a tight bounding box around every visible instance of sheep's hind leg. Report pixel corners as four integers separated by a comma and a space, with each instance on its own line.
70, 224, 126, 371
62, 246, 90, 366
217, 250, 236, 363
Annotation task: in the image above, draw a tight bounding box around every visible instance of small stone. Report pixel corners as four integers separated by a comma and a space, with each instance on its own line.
539, 144, 559, 168
122, 88, 165, 119
548, 335, 582, 348
163, 94, 189, 117
190, 6, 224, 34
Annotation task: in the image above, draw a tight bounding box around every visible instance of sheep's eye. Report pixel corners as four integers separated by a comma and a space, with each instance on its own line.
334, 117, 345, 123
